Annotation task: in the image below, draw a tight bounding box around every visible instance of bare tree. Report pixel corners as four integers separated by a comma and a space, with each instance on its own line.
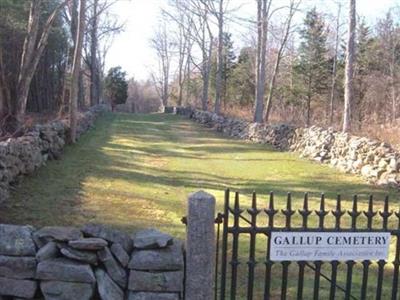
86, 0, 123, 106
253, 0, 271, 123
151, 21, 175, 107
343, 0, 356, 133
180, 0, 214, 110
15, 0, 68, 126
202, 0, 225, 114
70, 0, 86, 142
264, 0, 299, 123
164, 0, 193, 107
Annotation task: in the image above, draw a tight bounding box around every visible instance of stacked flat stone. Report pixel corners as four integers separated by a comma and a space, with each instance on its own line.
128, 229, 184, 300
0, 224, 37, 299
175, 107, 400, 189
0, 224, 184, 300
0, 104, 110, 204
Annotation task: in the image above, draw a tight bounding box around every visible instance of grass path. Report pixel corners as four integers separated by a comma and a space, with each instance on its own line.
1, 112, 399, 299
0, 112, 397, 236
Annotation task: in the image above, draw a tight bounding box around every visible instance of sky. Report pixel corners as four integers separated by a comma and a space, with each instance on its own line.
105, 0, 399, 81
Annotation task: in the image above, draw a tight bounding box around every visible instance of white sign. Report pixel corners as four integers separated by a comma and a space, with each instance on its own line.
270, 232, 391, 261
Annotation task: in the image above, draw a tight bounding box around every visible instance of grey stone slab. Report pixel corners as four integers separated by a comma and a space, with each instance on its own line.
0, 277, 37, 298
82, 224, 132, 253
133, 229, 173, 249
40, 281, 94, 300
98, 247, 127, 288
34, 227, 82, 242
36, 258, 95, 283
110, 243, 129, 267
95, 268, 124, 300
60, 246, 98, 265
68, 238, 108, 250
186, 191, 216, 300
128, 241, 183, 271
0, 256, 36, 279
127, 292, 179, 300
128, 270, 183, 292
0, 224, 36, 256
36, 242, 59, 262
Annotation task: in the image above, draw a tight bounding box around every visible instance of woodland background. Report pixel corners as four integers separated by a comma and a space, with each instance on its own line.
1, 0, 399, 147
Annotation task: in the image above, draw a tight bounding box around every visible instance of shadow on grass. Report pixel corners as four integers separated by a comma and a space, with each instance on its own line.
1, 112, 399, 299
0, 112, 398, 234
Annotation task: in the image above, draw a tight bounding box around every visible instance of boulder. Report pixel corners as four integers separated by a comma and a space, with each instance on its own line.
95, 268, 124, 300
34, 226, 82, 242
68, 238, 108, 250
110, 243, 130, 267
40, 281, 94, 300
361, 165, 373, 178
36, 241, 59, 262
60, 246, 98, 265
36, 258, 95, 283
0, 224, 36, 256
127, 292, 179, 300
0, 277, 37, 298
98, 247, 127, 288
133, 229, 173, 249
0, 256, 36, 279
128, 241, 183, 271
128, 270, 183, 292
390, 158, 399, 171
82, 224, 132, 253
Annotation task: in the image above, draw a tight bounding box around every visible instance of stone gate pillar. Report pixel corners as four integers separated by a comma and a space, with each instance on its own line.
185, 191, 216, 300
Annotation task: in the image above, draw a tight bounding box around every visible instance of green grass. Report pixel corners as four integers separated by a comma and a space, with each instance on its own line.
1, 112, 399, 299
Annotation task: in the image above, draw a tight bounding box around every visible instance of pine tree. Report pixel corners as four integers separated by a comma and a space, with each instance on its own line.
105, 66, 128, 110
295, 7, 329, 126
228, 47, 255, 107
354, 19, 374, 128
222, 33, 236, 102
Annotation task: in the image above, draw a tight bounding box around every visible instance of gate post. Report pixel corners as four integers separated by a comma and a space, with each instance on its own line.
185, 190, 216, 300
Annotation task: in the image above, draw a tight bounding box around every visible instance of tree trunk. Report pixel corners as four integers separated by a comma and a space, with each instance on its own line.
306, 95, 311, 127
201, 33, 213, 111
390, 49, 397, 122
264, 59, 279, 123
0, 48, 10, 119
185, 51, 191, 106
343, 0, 356, 133
16, 0, 67, 126
214, 0, 223, 115
329, 3, 341, 126
90, 0, 99, 106
202, 69, 210, 111
253, 0, 269, 123
70, 0, 86, 143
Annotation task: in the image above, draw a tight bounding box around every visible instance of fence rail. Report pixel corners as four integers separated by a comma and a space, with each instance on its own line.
215, 189, 400, 300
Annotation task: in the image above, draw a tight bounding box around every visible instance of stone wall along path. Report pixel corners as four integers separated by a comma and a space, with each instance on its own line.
0, 223, 184, 300
176, 107, 400, 189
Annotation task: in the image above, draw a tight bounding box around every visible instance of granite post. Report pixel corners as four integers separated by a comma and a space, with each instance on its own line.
185, 191, 216, 300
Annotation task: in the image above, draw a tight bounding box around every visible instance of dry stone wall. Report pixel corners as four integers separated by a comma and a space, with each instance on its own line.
0, 224, 184, 300
176, 107, 400, 188
0, 105, 110, 203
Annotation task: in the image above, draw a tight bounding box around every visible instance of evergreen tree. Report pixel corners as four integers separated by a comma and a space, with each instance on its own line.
354, 19, 374, 128
210, 32, 236, 107
295, 7, 329, 126
105, 66, 128, 110
227, 47, 255, 106
222, 33, 236, 107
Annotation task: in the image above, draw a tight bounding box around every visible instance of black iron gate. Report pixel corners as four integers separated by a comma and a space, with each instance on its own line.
214, 189, 400, 300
